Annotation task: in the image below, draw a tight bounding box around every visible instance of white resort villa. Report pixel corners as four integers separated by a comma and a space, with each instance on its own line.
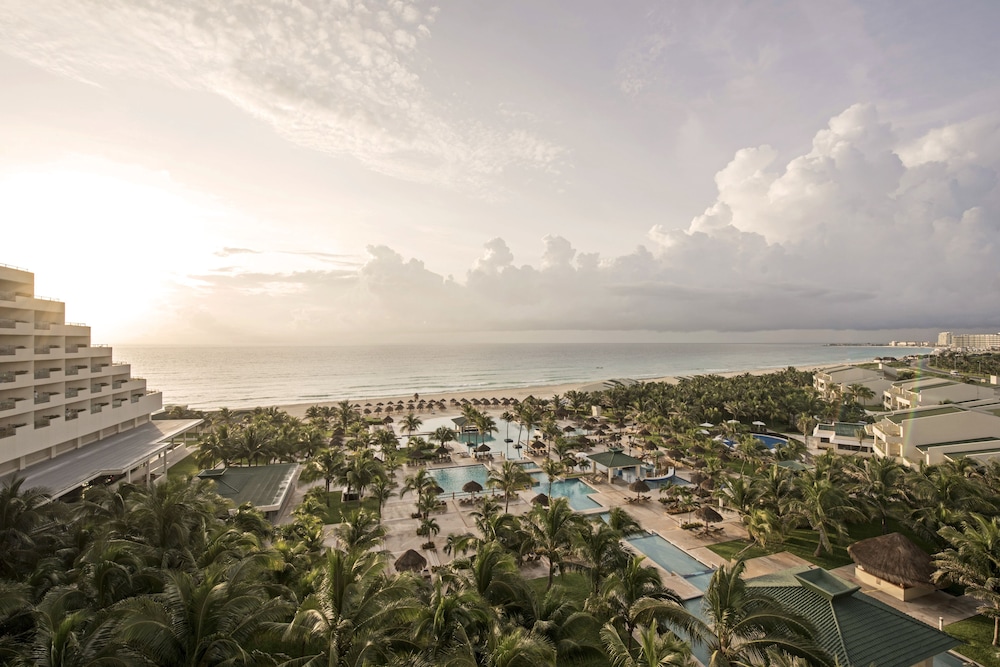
0, 264, 199, 498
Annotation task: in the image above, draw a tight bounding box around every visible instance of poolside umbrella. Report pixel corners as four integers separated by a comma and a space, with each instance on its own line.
726, 419, 739, 424
699, 422, 714, 428
694, 506, 723, 532
628, 479, 650, 501
642, 441, 658, 451
697, 429, 710, 436
668, 448, 684, 460
637, 427, 651, 436
513, 443, 523, 450
432, 483, 445, 495
531, 493, 549, 506
395, 549, 427, 573
691, 444, 706, 455
383, 416, 394, 424
435, 445, 450, 456
476, 443, 492, 452
463, 480, 484, 496
752, 420, 766, 432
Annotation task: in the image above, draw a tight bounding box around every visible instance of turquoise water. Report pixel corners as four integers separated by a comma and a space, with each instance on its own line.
112, 343, 927, 409
538, 476, 601, 510
430, 464, 489, 495
753, 433, 787, 448
628, 533, 714, 579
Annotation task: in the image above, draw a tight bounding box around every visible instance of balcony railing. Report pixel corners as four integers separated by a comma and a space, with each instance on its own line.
0, 372, 14, 383
34, 322, 51, 330
34, 369, 50, 380
34, 418, 50, 429
91, 406, 102, 414
65, 367, 78, 376
65, 388, 81, 398
34, 347, 51, 355
0, 426, 15, 438
0, 400, 15, 411
65, 411, 78, 421
34, 394, 50, 405
0, 345, 17, 356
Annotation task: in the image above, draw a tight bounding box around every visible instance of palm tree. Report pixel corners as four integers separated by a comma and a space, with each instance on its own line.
847, 456, 906, 534
478, 627, 557, 667
592, 555, 679, 647
539, 458, 565, 499
662, 560, 831, 666
300, 448, 346, 506
0, 477, 57, 580
368, 475, 397, 519
572, 520, 632, 595
399, 413, 423, 441
431, 426, 457, 452
601, 622, 692, 667
487, 461, 533, 513
118, 556, 291, 665
781, 474, 863, 557
413, 578, 492, 661
934, 514, 1000, 645
284, 548, 422, 666
334, 509, 386, 553
526, 497, 587, 590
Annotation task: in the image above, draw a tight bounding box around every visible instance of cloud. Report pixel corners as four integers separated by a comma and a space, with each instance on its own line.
137, 104, 1000, 344
0, 0, 564, 195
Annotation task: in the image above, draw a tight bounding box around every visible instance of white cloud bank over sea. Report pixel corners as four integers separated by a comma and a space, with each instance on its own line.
151, 104, 1000, 344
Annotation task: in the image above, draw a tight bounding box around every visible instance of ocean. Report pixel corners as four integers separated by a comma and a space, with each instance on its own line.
112, 343, 926, 410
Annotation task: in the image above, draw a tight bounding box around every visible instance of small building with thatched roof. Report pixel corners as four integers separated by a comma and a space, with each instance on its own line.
394, 549, 427, 573
848, 532, 937, 601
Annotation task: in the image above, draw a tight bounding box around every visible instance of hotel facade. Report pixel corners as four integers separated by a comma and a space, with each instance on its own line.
0, 264, 163, 478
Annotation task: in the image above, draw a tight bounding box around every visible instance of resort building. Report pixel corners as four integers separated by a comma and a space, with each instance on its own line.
869, 405, 1000, 467
950, 332, 1000, 350
813, 365, 890, 407
812, 421, 874, 456
0, 264, 194, 497
747, 567, 958, 666
882, 377, 996, 411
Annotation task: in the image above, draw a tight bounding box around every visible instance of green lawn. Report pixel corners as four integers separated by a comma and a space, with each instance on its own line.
306, 490, 380, 524
707, 519, 934, 571
167, 453, 201, 479
945, 615, 1000, 667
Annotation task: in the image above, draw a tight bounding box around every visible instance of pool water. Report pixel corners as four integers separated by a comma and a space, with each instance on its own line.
417, 415, 531, 459
430, 464, 490, 495
532, 472, 601, 511
628, 533, 715, 584
753, 433, 787, 449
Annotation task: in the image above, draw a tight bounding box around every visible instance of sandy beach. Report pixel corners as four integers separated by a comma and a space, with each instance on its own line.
277, 363, 831, 419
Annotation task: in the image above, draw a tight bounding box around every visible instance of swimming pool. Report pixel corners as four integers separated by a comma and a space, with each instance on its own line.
430, 464, 490, 495
753, 433, 787, 449
532, 472, 601, 511
721, 433, 788, 450
627, 532, 715, 590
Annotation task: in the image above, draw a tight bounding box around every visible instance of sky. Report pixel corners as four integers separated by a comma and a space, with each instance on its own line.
2, 0, 999, 345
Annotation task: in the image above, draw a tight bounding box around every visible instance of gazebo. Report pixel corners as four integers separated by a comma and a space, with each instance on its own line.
847, 532, 938, 601
394, 549, 427, 573
586, 448, 645, 483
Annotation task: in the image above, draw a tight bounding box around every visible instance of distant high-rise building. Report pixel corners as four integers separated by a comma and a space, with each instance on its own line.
0, 264, 162, 477
952, 333, 1000, 350
937, 332, 952, 346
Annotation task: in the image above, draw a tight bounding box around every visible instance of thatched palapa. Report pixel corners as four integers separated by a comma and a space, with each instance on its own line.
394, 549, 427, 572
848, 532, 934, 589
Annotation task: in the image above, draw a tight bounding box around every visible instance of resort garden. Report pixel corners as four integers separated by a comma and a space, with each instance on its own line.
1, 369, 999, 665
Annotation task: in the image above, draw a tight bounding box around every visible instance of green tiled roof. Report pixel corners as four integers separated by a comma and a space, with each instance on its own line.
749, 567, 958, 667
915, 436, 1000, 452
885, 406, 962, 423
587, 449, 644, 468
198, 463, 298, 509
818, 422, 868, 437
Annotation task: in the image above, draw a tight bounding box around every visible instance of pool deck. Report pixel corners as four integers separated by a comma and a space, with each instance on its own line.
303, 430, 980, 630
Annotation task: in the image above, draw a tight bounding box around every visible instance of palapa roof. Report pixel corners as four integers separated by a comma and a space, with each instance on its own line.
462, 480, 484, 493
394, 549, 427, 572
628, 479, 650, 493
693, 506, 722, 523
531, 493, 549, 506
746, 567, 957, 667
847, 532, 935, 588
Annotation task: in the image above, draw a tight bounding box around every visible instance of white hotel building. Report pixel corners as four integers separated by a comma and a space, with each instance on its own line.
1, 264, 197, 497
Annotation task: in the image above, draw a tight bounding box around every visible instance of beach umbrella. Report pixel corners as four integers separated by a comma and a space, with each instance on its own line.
531, 493, 549, 506
383, 416, 394, 424
697, 429, 710, 436
476, 443, 492, 453
628, 479, 650, 501
435, 445, 450, 456
694, 506, 723, 530
462, 480, 484, 495
394, 549, 427, 572
374, 406, 383, 414
471, 398, 481, 406
562, 424, 576, 433
699, 422, 714, 428
492, 398, 501, 405
376, 402, 384, 406
637, 427, 651, 436
726, 419, 739, 424
363, 408, 372, 415
668, 447, 684, 459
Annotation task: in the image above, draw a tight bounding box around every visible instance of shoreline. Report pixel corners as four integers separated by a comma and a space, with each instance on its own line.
275, 362, 834, 420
